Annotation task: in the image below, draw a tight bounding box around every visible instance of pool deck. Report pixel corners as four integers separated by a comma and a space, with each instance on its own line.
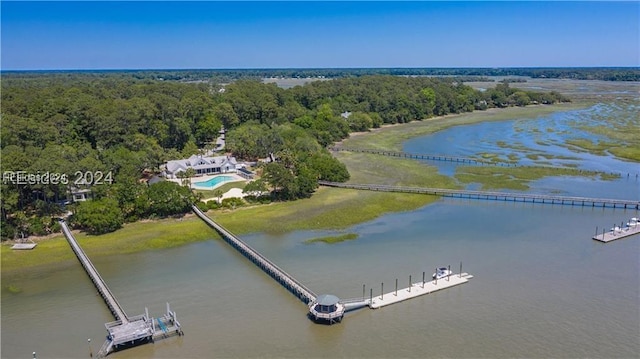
167, 173, 246, 190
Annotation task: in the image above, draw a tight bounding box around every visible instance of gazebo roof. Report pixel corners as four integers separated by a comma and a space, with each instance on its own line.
315, 294, 340, 306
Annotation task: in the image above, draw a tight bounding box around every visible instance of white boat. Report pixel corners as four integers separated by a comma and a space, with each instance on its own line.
432, 267, 452, 279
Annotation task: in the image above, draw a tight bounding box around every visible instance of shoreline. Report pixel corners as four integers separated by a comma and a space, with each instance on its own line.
0, 102, 599, 276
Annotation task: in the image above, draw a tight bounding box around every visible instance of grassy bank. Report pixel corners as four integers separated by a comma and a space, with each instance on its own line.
1, 102, 595, 274
340, 103, 590, 152
2, 216, 215, 275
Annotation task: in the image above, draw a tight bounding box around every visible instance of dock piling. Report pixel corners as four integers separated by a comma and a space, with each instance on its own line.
409, 275, 412, 292
422, 272, 425, 288
395, 279, 398, 296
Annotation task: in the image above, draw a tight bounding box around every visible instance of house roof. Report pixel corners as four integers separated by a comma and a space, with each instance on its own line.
166, 155, 237, 173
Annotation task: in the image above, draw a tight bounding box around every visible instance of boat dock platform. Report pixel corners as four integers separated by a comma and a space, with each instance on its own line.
60, 220, 182, 358
592, 219, 640, 243
340, 272, 473, 311
192, 207, 473, 323
370, 273, 473, 309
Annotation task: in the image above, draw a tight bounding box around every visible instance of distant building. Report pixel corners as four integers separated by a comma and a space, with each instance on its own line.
68, 178, 92, 202
165, 155, 238, 179
69, 187, 92, 202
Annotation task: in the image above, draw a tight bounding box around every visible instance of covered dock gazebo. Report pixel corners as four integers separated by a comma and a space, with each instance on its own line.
308, 294, 345, 324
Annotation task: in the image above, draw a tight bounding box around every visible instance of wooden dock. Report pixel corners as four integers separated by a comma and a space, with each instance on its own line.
319, 181, 640, 209
60, 221, 182, 358
332, 147, 491, 165
192, 205, 317, 304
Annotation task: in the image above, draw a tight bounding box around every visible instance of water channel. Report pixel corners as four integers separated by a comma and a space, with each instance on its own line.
2, 101, 639, 358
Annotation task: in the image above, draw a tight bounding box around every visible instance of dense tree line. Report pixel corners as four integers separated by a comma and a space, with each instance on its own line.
1, 73, 567, 239
4, 67, 638, 82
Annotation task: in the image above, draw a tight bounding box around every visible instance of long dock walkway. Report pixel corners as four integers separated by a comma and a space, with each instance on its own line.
192, 205, 317, 304
60, 221, 182, 357
319, 181, 640, 209
60, 221, 129, 322
332, 147, 492, 165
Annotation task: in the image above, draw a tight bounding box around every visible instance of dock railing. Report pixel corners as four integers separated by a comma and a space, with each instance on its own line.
192, 205, 317, 303
319, 181, 640, 209
60, 220, 129, 322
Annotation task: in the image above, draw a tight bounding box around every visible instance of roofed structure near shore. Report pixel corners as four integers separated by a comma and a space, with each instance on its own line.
165, 155, 237, 179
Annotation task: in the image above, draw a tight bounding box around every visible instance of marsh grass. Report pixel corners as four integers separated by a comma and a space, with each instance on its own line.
454, 165, 619, 190
2, 217, 215, 274
1, 102, 601, 273
305, 233, 358, 244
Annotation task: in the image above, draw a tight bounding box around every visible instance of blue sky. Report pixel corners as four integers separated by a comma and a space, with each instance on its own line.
2, 1, 638, 70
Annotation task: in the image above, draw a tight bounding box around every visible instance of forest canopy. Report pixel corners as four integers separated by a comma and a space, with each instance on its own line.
1, 72, 569, 239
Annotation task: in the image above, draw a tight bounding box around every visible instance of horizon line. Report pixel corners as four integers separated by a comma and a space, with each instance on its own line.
3, 66, 640, 73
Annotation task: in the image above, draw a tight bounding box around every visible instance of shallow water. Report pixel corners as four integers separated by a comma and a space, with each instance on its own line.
403, 102, 640, 202
2, 200, 639, 358
3, 102, 639, 359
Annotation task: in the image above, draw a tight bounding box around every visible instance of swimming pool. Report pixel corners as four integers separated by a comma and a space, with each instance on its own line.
193, 175, 235, 189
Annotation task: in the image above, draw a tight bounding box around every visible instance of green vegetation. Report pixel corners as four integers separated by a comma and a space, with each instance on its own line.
7, 67, 636, 82
454, 166, 620, 191
6, 284, 22, 294
305, 233, 358, 244
2, 73, 571, 240
1, 216, 214, 274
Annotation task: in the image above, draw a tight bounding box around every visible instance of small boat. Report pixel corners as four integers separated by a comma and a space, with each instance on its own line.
432, 267, 452, 279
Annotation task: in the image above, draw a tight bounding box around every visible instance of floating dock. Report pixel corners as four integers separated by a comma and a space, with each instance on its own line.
370, 273, 473, 309
592, 220, 640, 243
192, 206, 473, 324
60, 221, 182, 357
339, 272, 473, 310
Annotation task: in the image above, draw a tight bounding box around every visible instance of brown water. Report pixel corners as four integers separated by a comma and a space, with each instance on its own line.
3, 101, 639, 358
2, 199, 639, 359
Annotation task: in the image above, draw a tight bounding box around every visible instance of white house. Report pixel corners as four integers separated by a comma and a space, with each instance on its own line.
165, 155, 238, 179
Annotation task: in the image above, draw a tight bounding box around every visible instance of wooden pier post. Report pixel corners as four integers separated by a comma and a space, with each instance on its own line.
434, 268, 438, 285
381, 283, 384, 300
370, 288, 373, 304
363, 284, 365, 301
409, 275, 412, 292
447, 265, 451, 281
459, 262, 462, 278
422, 271, 425, 288
395, 279, 398, 296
